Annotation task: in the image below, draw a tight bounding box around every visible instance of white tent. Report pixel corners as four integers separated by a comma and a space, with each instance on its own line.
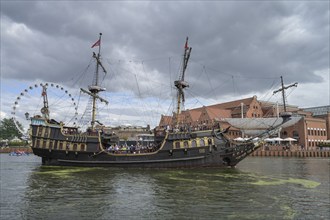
273, 137, 283, 143
234, 137, 245, 141
283, 137, 297, 144
264, 138, 274, 142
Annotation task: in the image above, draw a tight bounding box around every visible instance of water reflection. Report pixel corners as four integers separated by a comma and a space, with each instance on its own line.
2, 155, 327, 219
24, 167, 120, 218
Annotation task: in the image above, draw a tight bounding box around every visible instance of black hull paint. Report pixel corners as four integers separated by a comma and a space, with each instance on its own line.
33, 148, 237, 168
29, 120, 260, 168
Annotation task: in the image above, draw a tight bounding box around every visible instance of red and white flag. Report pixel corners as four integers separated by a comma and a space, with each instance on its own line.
184, 37, 188, 49
91, 39, 100, 48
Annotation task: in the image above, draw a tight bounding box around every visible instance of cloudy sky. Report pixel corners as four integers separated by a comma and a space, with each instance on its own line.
1, 1, 329, 130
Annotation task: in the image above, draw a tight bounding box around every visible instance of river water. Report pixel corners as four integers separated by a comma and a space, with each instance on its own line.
0, 154, 329, 220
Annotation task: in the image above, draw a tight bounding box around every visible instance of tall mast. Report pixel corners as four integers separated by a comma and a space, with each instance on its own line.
41, 84, 50, 120
95, 33, 102, 87
174, 37, 192, 126
273, 76, 298, 112
81, 33, 108, 130
91, 33, 102, 129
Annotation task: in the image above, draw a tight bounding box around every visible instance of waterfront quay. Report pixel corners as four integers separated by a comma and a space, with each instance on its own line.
250, 145, 330, 157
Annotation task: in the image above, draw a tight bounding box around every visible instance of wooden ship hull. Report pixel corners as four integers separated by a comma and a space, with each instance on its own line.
30, 118, 260, 168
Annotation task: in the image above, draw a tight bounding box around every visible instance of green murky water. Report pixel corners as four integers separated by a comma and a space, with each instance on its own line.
1, 155, 329, 219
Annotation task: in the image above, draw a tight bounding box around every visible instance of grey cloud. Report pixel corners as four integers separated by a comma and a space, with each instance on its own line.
1, 1, 329, 103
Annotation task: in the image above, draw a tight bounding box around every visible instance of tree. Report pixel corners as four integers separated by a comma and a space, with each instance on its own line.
0, 118, 23, 140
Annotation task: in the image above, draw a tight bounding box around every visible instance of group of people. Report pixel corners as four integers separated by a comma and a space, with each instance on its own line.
156, 123, 220, 136
106, 143, 158, 154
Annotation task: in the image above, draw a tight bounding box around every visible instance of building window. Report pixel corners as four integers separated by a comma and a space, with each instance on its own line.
42, 140, 47, 148
200, 139, 205, 147
292, 131, 299, 139
73, 144, 77, 151
184, 141, 189, 148
38, 127, 43, 136
45, 127, 49, 137
59, 142, 63, 150
81, 144, 85, 151
191, 140, 197, 148
36, 139, 40, 148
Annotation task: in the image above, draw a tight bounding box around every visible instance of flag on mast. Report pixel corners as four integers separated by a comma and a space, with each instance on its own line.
184, 37, 188, 49
91, 39, 100, 48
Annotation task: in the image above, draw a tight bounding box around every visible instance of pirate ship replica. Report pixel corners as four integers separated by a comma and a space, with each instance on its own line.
28, 34, 294, 167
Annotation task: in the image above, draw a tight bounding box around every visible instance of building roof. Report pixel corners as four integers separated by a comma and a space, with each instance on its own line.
204, 106, 232, 120
159, 115, 172, 125
208, 96, 256, 110
302, 106, 330, 116
259, 100, 299, 110
189, 109, 202, 121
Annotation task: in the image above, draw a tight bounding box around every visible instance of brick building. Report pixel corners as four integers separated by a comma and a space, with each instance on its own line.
158, 96, 329, 147
288, 106, 330, 149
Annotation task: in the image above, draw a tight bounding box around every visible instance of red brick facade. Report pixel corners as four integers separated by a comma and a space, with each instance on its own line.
158, 96, 329, 148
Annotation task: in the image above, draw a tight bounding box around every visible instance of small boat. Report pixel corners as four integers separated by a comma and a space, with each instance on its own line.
9, 150, 29, 156
26, 34, 295, 168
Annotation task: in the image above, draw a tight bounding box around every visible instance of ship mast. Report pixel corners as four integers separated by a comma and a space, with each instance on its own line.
81, 33, 108, 130
273, 76, 298, 112
41, 84, 50, 120
174, 37, 192, 126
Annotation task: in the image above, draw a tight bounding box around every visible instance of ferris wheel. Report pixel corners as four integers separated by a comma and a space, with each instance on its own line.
11, 82, 78, 137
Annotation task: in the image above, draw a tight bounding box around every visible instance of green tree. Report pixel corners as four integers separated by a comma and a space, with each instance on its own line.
0, 118, 23, 140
